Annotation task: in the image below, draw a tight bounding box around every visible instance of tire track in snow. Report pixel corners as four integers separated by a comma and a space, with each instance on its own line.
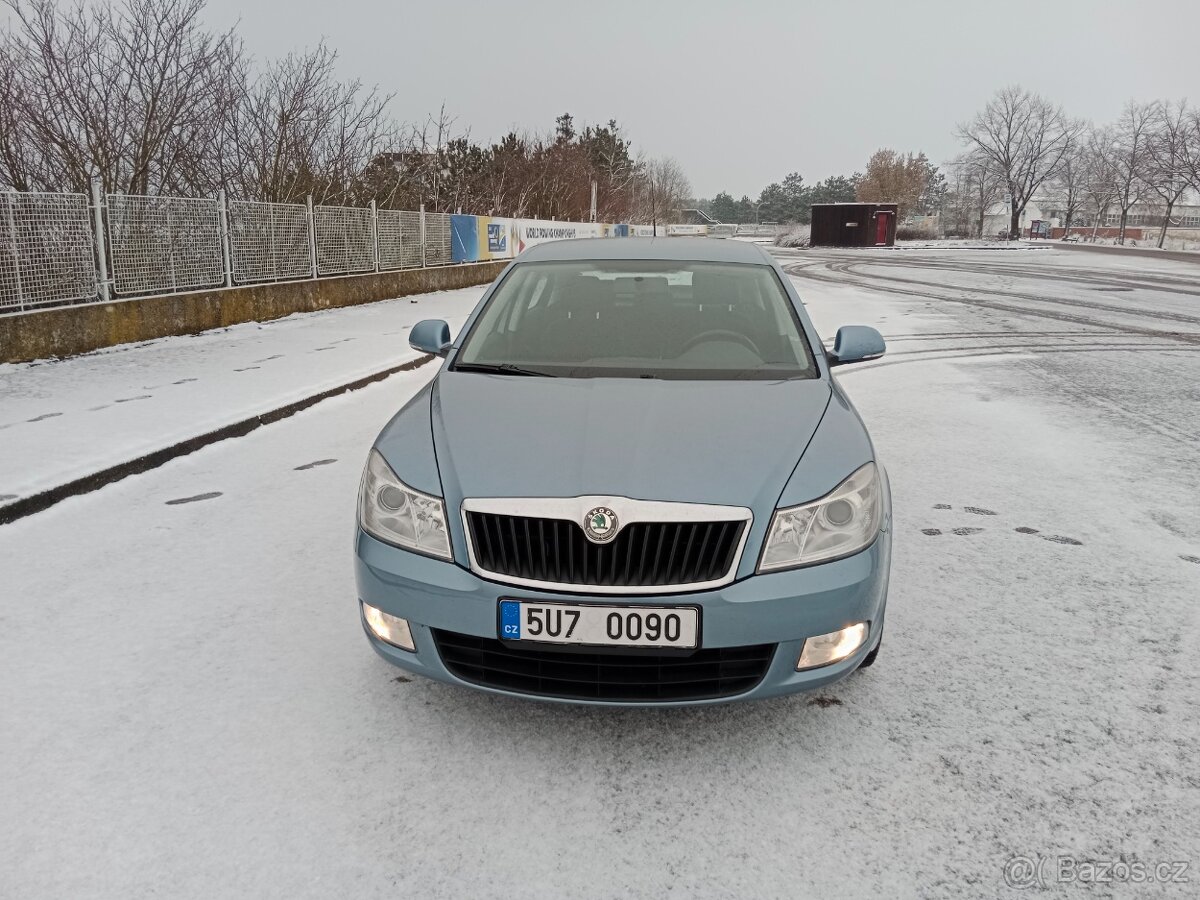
785, 260, 1200, 344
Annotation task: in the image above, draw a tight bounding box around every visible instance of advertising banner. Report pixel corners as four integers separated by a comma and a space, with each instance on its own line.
481, 217, 515, 258
453, 214, 632, 261
513, 219, 612, 253
450, 214, 478, 263
451, 215, 517, 262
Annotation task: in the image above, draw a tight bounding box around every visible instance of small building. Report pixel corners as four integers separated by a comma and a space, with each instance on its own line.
810, 203, 898, 247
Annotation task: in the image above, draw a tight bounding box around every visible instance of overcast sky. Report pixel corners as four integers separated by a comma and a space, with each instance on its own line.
198, 0, 1199, 198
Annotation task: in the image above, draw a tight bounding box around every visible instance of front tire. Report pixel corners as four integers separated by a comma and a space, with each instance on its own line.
859, 633, 882, 669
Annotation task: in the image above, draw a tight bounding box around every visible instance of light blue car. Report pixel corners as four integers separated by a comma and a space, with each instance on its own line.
355, 238, 891, 705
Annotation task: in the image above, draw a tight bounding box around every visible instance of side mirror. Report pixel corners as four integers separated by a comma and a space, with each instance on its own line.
409, 319, 452, 357
827, 325, 885, 367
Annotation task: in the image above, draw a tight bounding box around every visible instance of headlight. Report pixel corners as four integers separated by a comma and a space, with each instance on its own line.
359, 449, 452, 560
758, 462, 881, 571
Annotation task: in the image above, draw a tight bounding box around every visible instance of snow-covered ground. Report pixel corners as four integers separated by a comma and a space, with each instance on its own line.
1062, 232, 1200, 254
1, 247, 1198, 898
0, 286, 486, 506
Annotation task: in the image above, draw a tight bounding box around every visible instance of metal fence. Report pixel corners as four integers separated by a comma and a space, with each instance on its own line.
424, 212, 452, 266
228, 200, 311, 284
1, 192, 96, 311
0, 184, 631, 315
377, 208, 422, 270
734, 223, 782, 237
314, 204, 374, 275
106, 194, 224, 296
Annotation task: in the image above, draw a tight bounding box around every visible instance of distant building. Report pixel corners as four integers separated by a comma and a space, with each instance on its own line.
982, 193, 1200, 237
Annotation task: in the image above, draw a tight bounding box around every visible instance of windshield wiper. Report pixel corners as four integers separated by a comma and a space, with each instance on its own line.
454, 362, 558, 377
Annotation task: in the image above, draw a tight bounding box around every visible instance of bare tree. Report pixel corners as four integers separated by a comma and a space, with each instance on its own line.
222, 41, 392, 204
943, 152, 1002, 237
941, 157, 976, 237
1144, 100, 1193, 248
0, 1, 666, 226
401, 105, 458, 210
1081, 126, 1119, 242
1187, 109, 1200, 193
1045, 140, 1089, 237
0, 37, 41, 190
958, 86, 1083, 238
2, 0, 240, 194
637, 156, 689, 234
0, 0, 392, 203
1109, 100, 1156, 244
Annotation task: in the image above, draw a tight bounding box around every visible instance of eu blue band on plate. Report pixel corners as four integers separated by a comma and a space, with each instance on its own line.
499, 600, 521, 639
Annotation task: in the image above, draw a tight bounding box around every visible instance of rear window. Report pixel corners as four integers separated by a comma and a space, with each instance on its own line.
454, 259, 817, 380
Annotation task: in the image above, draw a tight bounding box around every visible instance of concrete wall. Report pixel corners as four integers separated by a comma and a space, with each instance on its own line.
0, 262, 506, 364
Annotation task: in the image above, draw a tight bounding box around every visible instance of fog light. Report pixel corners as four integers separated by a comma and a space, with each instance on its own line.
797, 622, 868, 670
362, 602, 416, 651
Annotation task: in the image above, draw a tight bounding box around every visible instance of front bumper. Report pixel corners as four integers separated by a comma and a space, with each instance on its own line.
354, 528, 891, 707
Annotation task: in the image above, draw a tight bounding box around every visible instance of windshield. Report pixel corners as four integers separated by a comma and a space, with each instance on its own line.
453, 260, 817, 380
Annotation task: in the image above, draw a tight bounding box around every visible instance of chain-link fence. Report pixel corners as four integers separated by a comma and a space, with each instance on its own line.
228, 200, 311, 284
314, 204, 374, 275
0, 192, 96, 312
107, 194, 223, 295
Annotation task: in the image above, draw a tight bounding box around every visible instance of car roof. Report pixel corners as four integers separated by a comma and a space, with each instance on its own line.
516, 236, 773, 264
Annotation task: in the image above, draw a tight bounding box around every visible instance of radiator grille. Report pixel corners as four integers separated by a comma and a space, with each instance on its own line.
466, 512, 745, 588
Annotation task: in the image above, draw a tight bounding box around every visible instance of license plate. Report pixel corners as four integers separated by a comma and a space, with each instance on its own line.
498, 600, 699, 649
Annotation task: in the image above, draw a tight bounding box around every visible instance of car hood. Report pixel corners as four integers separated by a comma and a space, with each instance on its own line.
430, 372, 832, 511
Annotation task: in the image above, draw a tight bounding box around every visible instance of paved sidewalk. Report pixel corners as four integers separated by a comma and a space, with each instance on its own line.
0, 286, 486, 506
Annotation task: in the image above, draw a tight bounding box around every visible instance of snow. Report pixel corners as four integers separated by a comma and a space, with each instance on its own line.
1, 247, 1199, 897
1063, 233, 1200, 254
0, 286, 486, 505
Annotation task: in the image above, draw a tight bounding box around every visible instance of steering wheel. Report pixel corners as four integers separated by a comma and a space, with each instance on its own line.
679, 329, 762, 357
